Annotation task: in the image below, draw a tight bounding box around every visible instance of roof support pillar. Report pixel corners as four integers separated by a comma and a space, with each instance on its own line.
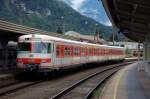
141, 34, 150, 76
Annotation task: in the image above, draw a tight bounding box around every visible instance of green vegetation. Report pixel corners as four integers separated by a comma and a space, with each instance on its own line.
0, 0, 114, 39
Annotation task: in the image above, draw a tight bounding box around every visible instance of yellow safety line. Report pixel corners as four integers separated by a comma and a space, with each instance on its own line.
113, 65, 129, 99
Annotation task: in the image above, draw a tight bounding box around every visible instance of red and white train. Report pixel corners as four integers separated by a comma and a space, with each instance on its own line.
17, 34, 125, 72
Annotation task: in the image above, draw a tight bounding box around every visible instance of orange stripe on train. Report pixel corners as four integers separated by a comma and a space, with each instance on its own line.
16, 58, 51, 64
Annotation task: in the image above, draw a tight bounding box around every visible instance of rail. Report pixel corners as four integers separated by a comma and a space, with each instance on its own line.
50, 62, 132, 99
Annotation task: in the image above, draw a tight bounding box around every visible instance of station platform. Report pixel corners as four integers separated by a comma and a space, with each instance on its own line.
125, 57, 138, 60
0, 68, 16, 80
0, 73, 14, 80
101, 62, 150, 99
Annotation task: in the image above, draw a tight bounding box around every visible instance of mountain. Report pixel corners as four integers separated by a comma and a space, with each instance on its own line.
0, 0, 113, 39
63, 0, 112, 26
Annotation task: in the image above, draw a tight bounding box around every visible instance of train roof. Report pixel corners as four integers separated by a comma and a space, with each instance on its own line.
19, 34, 124, 49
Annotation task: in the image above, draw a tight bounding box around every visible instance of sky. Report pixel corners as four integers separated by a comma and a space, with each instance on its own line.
60, 0, 112, 26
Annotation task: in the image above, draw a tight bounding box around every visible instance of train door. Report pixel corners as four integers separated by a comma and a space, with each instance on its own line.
60, 44, 65, 66
51, 42, 56, 67
55, 43, 64, 68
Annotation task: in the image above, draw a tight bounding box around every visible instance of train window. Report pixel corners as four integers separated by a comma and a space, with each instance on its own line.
65, 47, 71, 56
68, 48, 71, 56
34, 42, 41, 53
48, 43, 51, 53
65, 47, 67, 56
32, 42, 50, 53
85, 47, 88, 56
41, 42, 48, 53
81, 48, 85, 56
18, 43, 31, 52
74, 47, 79, 56
34, 42, 43, 53
88, 48, 92, 56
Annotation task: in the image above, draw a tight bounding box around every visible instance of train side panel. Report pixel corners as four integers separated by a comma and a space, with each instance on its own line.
17, 34, 126, 72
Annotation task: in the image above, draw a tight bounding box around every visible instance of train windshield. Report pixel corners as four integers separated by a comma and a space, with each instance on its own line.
18, 42, 31, 52
18, 42, 51, 53
33, 42, 51, 53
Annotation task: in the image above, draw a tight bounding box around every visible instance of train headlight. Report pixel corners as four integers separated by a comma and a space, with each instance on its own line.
17, 59, 22, 62
17, 62, 24, 68
40, 62, 51, 67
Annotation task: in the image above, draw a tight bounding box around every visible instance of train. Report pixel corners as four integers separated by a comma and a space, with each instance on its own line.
17, 34, 125, 72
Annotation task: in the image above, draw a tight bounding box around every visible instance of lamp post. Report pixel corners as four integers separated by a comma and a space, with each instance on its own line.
94, 23, 98, 41
61, 16, 65, 33
95, 23, 98, 31
112, 25, 115, 46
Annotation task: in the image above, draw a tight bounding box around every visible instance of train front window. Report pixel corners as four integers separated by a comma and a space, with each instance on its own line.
33, 42, 51, 53
18, 43, 31, 52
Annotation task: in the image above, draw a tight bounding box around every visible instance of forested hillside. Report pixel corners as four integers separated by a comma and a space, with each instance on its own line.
0, 0, 113, 39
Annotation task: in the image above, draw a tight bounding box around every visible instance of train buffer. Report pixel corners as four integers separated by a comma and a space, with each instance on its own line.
101, 62, 150, 99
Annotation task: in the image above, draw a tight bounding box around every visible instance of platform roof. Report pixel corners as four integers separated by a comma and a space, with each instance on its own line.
101, 0, 150, 42
0, 20, 78, 41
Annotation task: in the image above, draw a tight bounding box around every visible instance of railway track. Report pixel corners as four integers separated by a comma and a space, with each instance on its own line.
0, 80, 21, 89
50, 62, 131, 99
0, 80, 43, 97
0, 62, 133, 99
0, 72, 44, 96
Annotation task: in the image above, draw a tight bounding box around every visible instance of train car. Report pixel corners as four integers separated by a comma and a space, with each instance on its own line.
17, 34, 125, 72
